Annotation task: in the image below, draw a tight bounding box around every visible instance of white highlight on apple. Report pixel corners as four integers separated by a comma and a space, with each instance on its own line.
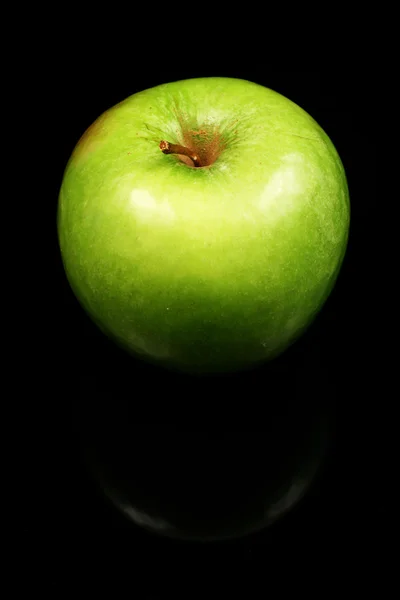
258, 153, 306, 219
129, 188, 176, 225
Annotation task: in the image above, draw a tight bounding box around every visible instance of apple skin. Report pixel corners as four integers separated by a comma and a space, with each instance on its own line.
58, 77, 350, 374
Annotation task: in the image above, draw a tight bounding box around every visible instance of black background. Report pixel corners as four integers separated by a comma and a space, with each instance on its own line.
37, 44, 384, 592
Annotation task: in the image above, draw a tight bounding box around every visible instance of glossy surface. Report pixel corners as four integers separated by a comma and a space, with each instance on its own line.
58, 77, 350, 373
80, 397, 332, 541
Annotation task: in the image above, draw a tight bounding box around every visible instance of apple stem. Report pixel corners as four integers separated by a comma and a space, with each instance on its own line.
159, 140, 202, 167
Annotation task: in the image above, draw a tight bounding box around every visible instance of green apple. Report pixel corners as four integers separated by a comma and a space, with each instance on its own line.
58, 77, 350, 374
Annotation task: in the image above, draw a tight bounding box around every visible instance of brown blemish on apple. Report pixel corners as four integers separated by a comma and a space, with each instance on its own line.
161, 123, 225, 168
71, 111, 111, 163
189, 129, 208, 136
160, 99, 227, 168
183, 126, 224, 167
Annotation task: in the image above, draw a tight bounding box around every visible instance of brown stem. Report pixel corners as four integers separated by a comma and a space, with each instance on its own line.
159, 140, 202, 167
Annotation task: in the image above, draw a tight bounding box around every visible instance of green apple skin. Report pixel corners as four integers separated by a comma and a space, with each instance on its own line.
58, 77, 350, 374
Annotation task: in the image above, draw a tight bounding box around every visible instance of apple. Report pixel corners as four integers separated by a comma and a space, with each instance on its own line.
58, 77, 350, 374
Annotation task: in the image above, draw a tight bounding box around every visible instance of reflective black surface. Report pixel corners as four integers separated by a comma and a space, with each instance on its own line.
74, 345, 335, 541
84, 423, 330, 541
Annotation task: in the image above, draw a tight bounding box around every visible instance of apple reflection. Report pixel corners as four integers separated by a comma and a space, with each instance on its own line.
76, 364, 333, 541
